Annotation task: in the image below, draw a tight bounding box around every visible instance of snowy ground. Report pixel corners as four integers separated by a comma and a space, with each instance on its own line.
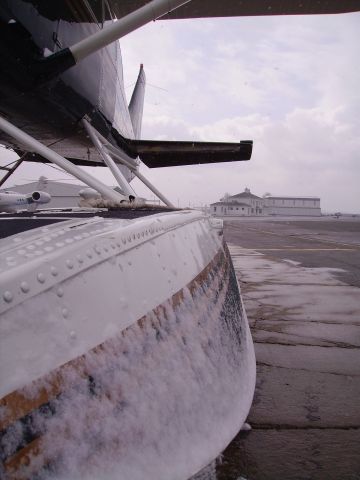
193, 218, 360, 479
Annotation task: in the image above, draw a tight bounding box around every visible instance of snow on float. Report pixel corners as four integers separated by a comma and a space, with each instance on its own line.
0, 210, 255, 479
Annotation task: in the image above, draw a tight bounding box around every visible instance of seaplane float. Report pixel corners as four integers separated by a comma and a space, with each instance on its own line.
0, 1, 358, 479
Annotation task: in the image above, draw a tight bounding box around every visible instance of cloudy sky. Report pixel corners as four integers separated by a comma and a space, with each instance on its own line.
1, 11, 359, 212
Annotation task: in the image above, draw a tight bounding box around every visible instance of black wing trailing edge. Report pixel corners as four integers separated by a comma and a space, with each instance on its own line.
24, 139, 253, 169
130, 139, 253, 168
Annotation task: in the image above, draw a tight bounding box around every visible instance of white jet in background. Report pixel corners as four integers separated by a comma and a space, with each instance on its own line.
0, 176, 51, 212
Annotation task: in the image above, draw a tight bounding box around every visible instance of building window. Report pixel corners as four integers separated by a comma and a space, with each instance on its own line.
242, 207, 244, 210
214, 207, 216, 211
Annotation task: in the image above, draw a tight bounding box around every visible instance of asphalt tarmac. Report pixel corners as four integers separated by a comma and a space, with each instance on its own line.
194, 216, 360, 480
225, 217, 360, 287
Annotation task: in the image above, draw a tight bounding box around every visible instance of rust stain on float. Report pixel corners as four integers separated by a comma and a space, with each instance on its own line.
4, 438, 42, 480
1, 245, 234, 479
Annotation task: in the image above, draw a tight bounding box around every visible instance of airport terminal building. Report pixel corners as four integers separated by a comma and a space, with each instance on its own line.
210, 188, 321, 217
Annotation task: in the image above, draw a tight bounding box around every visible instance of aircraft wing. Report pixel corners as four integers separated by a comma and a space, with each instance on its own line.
18, 1, 360, 23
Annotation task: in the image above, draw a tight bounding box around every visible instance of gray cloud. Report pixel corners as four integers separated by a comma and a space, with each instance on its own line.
121, 13, 360, 212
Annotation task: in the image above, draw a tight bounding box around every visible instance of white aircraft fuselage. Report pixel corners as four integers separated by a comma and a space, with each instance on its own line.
0, 190, 51, 212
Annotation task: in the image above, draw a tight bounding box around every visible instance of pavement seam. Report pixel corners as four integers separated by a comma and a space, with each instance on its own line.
256, 361, 360, 377
254, 339, 360, 349
250, 424, 360, 431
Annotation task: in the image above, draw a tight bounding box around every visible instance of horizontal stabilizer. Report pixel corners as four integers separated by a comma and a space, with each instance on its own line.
132, 140, 253, 168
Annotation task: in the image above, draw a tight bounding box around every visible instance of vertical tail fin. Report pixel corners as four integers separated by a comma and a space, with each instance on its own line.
36, 176, 48, 191
128, 64, 146, 140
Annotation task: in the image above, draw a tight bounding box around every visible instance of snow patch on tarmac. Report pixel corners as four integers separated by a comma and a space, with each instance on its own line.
229, 243, 360, 349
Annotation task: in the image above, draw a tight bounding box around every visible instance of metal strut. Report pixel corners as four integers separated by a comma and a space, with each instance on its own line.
0, 115, 126, 203
69, 0, 191, 63
40, 0, 191, 82
85, 123, 175, 208
0, 115, 174, 207
0, 154, 25, 187
104, 146, 175, 208
82, 118, 136, 198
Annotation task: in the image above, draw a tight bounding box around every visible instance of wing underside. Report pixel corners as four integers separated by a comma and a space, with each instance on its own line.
113, 0, 360, 19
14, 1, 360, 22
